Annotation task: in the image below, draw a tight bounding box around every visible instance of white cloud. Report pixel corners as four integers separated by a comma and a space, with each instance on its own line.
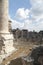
15, 8, 30, 20
30, 0, 43, 31
9, 18, 24, 29
31, 0, 43, 6
11, 19, 32, 31
22, 19, 32, 30
31, 0, 43, 18
11, 8, 31, 30
12, 20, 24, 29
10, 0, 43, 31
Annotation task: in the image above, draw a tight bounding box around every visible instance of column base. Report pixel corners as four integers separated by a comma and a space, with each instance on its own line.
0, 33, 15, 54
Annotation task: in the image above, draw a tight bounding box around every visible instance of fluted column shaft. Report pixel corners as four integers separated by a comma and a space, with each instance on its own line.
0, 0, 9, 33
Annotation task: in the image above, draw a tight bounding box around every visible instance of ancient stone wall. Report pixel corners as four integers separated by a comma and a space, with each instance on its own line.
12, 29, 43, 45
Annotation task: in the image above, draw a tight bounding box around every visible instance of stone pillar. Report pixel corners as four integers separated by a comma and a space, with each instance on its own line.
0, 0, 9, 33
0, 0, 15, 54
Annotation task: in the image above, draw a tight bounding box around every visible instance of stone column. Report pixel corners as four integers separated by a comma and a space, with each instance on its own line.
0, 0, 9, 33
0, 0, 15, 55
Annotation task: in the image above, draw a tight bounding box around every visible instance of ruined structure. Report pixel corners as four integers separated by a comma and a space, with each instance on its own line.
0, 0, 43, 65
0, 0, 15, 59
12, 29, 43, 45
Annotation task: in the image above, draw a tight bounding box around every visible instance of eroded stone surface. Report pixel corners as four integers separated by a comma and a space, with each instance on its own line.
0, 0, 16, 64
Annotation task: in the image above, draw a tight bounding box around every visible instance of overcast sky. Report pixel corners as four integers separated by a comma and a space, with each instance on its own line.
9, 0, 43, 31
